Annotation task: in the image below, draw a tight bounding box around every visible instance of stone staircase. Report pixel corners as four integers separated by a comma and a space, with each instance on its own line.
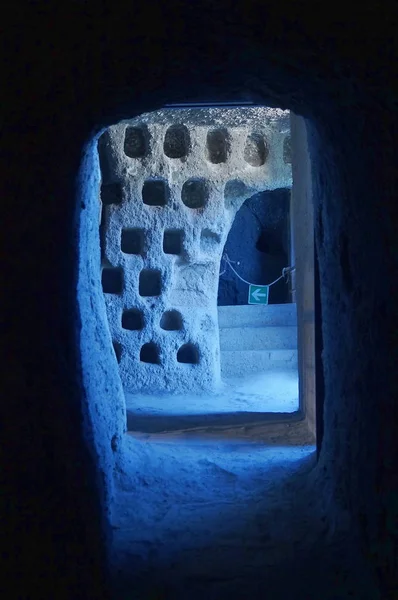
218, 303, 298, 378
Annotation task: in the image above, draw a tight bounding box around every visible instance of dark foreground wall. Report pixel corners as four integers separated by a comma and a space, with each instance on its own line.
218, 189, 291, 305
2, 2, 397, 598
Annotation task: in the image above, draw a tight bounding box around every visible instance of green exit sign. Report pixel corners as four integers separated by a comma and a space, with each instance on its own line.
248, 284, 269, 305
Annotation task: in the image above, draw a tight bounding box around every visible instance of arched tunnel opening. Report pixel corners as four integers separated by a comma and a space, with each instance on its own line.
85, 106, 320, 599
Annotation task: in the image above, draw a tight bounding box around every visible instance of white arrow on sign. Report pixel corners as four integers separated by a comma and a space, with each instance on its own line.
252, 288, 267, 301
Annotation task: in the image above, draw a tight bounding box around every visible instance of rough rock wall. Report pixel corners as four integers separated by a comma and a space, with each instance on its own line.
308, 107, 398, 591
3, 2, 398, 598
98, 109, 291, 392
290, 115, 316, 436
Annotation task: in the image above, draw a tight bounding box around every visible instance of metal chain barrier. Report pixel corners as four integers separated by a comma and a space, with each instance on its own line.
220, 253, 295, 287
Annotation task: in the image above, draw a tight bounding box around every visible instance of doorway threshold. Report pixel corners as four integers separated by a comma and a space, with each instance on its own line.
124, 368, 312, 438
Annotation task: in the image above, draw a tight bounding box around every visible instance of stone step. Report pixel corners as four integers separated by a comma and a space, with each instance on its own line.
219, 325, 297, 351
217, 303, 297, 329
220, 349, 298, 378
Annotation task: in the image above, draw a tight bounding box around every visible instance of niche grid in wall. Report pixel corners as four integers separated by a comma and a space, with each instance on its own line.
98, 108, 292, 393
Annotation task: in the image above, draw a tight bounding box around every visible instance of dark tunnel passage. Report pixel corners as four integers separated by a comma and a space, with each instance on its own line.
2, 3, 398, 600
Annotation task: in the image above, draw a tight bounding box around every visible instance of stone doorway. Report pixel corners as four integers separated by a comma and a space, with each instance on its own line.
97, 106, 307, 434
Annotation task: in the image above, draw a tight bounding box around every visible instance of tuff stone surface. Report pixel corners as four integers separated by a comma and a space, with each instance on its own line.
3, 3, 398, 599
99, 108, 292, 392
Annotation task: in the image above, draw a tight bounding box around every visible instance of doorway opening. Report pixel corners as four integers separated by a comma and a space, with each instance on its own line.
217, 186, 298, 416
97, 105, 314, 442
89, 105, 319, 595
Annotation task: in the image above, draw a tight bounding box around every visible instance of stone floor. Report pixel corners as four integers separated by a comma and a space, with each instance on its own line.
125, 369, 299, 433
112, 367, 376, 598
111, 435, 378, 599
